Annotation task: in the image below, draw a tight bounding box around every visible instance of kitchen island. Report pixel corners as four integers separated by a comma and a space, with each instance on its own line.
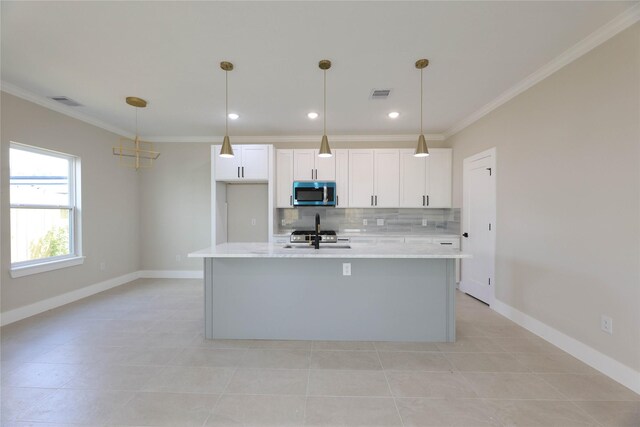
189, 243, 469, 342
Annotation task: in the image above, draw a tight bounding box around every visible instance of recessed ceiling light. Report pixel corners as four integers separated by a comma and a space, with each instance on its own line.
228, 113, 239, 120
307, 112, 318, 119
388, 112, 400, 119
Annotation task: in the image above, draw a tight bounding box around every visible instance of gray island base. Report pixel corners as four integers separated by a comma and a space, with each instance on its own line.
189, 243, 470, 343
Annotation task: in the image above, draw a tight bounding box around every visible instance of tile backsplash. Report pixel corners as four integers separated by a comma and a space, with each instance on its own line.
276, 208, 460, 236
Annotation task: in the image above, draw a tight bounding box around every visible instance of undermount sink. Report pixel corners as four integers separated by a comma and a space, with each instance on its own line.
282, 244, 351, 249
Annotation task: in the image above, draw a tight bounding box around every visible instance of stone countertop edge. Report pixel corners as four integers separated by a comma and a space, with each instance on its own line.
188, 242, 470, 259
272, 233, 461, 239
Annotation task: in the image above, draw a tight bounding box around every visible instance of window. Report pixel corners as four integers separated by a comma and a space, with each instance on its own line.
10, 143, 83, 277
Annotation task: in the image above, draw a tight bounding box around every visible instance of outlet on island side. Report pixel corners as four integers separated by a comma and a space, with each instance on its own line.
342, 263, 351, 276
601, 315, 613, 334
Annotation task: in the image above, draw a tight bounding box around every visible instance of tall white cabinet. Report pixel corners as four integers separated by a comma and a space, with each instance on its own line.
276, 150, 294, 208
399, 148, 452, 208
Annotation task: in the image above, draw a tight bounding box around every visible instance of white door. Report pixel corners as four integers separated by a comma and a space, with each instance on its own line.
293, 149, 316, 181
374, 150, 400, 207
348, 149, 375, 207
213, 145, 242, 180
241, 145, 269, 180
460, 148, 496, 305
276, 150, 294, 207
427, 149, 452, 208
399, 149, 426, 207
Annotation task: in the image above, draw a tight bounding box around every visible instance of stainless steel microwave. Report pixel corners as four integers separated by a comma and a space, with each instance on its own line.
293, 181, 336, 206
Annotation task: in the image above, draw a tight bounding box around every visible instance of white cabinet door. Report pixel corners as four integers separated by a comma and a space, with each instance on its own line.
399, 149, 426, 207
334, 149, 349, 208
276, 150, 294, 208
348, 150, 375, 207
241, 145, 269, 180
374, 149, 399, 207
315, 152, 336, 181
426, 148, 452, 208
213, 145, 243, 180
293, 149, 316, 181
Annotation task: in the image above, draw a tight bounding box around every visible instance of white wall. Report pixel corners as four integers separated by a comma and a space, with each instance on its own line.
1, 92, 140, 313
448, 24, 640, 372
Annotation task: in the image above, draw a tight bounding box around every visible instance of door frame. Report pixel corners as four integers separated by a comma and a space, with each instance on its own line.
460, 147, 496, 306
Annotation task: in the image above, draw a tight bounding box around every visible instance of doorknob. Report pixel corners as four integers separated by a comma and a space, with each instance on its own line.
462, 232, 469, 238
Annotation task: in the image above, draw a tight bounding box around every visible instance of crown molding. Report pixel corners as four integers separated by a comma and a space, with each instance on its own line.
1, 81, 135, 139
444, 2, 640, 139
144, 134, 445, 144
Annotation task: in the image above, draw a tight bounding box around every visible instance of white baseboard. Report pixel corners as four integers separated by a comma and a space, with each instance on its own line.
138, 270, 203, 279
492, 299, 640, 395
0, 271, 141, 326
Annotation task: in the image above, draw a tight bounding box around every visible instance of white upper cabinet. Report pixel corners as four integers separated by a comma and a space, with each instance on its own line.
426, 148, 452, 208
276, 149, 294, 208
213, 144, 269, 181
293, 149, 336, 181
334, 149, 349, 208
348, 149, 399, 207
374, 150, 400, 207
399, 148, 452, 208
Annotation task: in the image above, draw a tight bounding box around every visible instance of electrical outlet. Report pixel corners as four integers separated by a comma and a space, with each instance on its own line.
251, 218, 257, 226
377, 218, 384, 226
422, 218, 428, 227
281, 219, 286, 226
342, 263, 351, 276
601, 315, 613, 334
99, 261, 106, 271
176, 254, 181, 262
363, 219, 368, 226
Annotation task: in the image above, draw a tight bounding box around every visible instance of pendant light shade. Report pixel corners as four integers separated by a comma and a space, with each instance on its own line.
318, 59, 332, 158
414, 58, 430, 158
219, 61, 234, 158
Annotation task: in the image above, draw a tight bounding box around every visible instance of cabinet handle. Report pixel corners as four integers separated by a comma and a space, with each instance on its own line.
371, 195, 374, 206
315, 169, 318, 180
422, 195, 425, 206
426, 195, 429, 206
336, 195, 339, 206
242, 166, 244, 178
375, 195, 378, 206
440, 242, 453, 245
290, 195, 293, 206
237, 167, 240, 178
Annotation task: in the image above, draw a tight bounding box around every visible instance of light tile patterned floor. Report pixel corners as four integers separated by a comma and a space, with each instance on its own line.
1, 278, 638, 426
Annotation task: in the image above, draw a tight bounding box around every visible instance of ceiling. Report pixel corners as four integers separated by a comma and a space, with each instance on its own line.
1, 1, 637, 140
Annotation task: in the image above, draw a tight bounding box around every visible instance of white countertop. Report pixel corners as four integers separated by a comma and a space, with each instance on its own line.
189, 242, 470, 259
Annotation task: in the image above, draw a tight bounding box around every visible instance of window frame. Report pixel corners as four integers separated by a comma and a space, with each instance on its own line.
9, 142, 84, 278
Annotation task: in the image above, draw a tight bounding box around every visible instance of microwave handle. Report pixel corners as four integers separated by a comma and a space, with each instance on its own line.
323, 186, 328, 204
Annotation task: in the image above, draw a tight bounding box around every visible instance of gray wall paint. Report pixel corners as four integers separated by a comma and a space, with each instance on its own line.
226, 184, 268, 243
447, 24, 640, 371
1, 92, 140, 313
138, 142, 211, 271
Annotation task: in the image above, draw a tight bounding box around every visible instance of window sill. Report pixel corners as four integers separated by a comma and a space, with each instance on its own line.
10, 256, 85, 278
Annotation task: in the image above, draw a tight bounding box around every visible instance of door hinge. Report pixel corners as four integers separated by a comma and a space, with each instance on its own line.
486, 167, 492, 176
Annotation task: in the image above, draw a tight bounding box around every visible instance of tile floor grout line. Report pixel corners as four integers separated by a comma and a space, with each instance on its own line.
302, 348, 312, 425
375, 345, 405, 427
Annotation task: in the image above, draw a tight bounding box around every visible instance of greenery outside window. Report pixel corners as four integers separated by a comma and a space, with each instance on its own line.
10, 142, 83, 277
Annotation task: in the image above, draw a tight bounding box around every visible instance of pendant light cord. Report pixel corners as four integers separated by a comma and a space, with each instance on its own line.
225, 70, 229, 136
420, 67, 423, 134
323, 69, 327, 135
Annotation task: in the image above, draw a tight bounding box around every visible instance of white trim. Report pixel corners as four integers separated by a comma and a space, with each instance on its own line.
0, 271, 140, 326
492, 298, 640, 396
1, 82, 134, 139
138, 270, 203, 279
10, 256, 85, 278
445, 3, 640, 138
143, 134, 446, 144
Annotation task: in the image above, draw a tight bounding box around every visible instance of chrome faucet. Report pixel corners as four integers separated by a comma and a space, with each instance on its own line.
314, 213, 321, 249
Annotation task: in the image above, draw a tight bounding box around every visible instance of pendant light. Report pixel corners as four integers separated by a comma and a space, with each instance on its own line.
219, 61, 234, 158
414, 58, 430, 157
112, 97, 160, 170
318, 59, 332, 158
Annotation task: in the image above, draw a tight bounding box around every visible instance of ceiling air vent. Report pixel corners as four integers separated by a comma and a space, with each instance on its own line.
370, 89, 391, 99
49, 96, 82, 107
